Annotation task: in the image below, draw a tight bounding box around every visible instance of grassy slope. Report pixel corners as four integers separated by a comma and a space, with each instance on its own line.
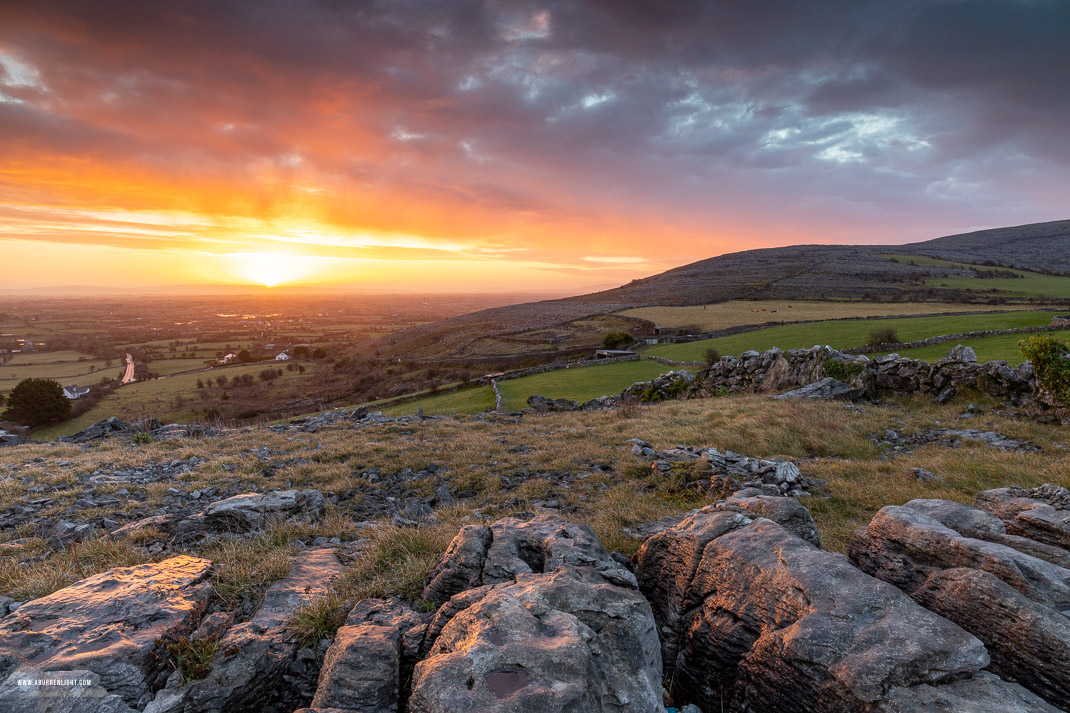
497, 360, 691, 411
380, 387, 495, 416
888, 332, 1062, 365
32, 364, 315, 440
882, 254, 1070, 298
619, 301, 1044, 332
380, 360, 692, 416
644, 310, 1059, 362
3, 391, 1067, 601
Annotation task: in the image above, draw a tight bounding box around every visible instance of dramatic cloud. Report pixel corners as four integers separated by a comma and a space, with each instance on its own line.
1, 0, 1067, 290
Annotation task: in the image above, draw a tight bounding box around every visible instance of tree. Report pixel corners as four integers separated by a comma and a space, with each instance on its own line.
293, 345, 310, 358
216, 375, 228, 387
2, 378, 71, 426
602, 331, 635, 350
704, 347, 721, 366
312, 347, 327, 358
237, 349, 252, 363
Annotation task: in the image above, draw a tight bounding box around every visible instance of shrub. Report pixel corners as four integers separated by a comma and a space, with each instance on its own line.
312, 348, 327, 358
2, 378, 71, 426
866, 327, 900, 346
703, 347, 721, 366
1020, 334, 1070, 404
602, 331, 635, 350
823, 359, 864, 382
133, 431, 153, 445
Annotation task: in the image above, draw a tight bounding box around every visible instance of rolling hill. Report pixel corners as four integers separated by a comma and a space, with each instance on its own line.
377, 220, 1070, 359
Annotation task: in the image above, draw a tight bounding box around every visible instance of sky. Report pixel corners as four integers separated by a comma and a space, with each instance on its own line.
1, 1, 1068, 293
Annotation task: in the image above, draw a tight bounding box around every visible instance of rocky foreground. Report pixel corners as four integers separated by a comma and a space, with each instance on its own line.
2, 477, 1069, 712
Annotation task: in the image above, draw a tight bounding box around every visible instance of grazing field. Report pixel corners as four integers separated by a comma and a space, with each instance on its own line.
643, 310, 1060, 362
619, 301, 1045, 333
887, 332, 1064, 366
378, 360, 693, 416
31, 363, 316, 440
0, 352, 117, 389
497, 360, 690, 411
148, 358, 217, 376
379, 386, 496, 416
882, 254, 1070, 298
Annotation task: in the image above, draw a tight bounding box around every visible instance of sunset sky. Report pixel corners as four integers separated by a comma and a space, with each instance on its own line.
1, 1, 1068, 293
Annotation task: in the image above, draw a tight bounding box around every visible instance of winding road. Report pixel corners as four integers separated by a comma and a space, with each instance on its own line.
121, 353, 135, 384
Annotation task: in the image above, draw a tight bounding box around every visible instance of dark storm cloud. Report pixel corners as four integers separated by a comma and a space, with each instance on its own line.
0, 0, 1067, 260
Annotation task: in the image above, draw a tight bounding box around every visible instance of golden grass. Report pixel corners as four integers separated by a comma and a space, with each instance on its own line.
2, 389, 1068, 605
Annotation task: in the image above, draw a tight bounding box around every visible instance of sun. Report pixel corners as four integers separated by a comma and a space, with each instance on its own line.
229, 252, 308, 287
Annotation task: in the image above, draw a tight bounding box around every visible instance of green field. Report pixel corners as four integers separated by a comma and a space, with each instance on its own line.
150, 358, 217, 376
1, 352, 118, 390
643, 310, 1060, 362
497, 360, 690, 410
32, 363, 315, 440
380, 359, 692, 416
379, 386, 495, 416
887, 331, 1067, 366
883, 254, 1070, 298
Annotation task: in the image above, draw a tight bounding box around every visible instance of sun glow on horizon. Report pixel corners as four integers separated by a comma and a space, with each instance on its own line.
227, 251, 326, 287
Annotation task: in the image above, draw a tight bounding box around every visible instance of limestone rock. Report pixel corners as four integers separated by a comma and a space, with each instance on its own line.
311, 623, 400, 712
200, 489, 326, 532
720, 494, 821, 547
771, 377, 862, 401
636, 511, 1014, 712
526, 394, 578, 412
975, 484, 1070, 551
421, 516, 635, 604
849, 505, 1070, 609
902, 498, 1070, 569
913, 567, 1070, 711
158, 548, 346, 713
409, 567, 664, 713
0, 556, 212, 708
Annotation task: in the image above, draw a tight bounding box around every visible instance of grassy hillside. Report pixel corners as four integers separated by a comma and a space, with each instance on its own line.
620, 301, 1045, 333
3, 391, 1067, 602
644, 310, 1059, 363
883, 254, 1070, 298
32, 363, 317, 440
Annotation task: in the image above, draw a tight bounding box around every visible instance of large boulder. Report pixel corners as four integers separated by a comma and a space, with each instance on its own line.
410, 567, 663, 713
850, 500, 1070, 710
975, 484, 1070, 551
901, 498, 1070, 569
0, 556, 213, 709
635, 509, 1053, 712
408, 516, 664, 713
848, 505, 1070, 609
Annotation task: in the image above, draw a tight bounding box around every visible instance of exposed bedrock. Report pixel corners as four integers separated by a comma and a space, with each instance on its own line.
305, 516, 665, 713
975, 483, 1070, 551
635, 507, 1056, 712
848, 504, 1070, 609
147, 548, 347, 713
850, 497, 1070, 711
0, 556, 213, 711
